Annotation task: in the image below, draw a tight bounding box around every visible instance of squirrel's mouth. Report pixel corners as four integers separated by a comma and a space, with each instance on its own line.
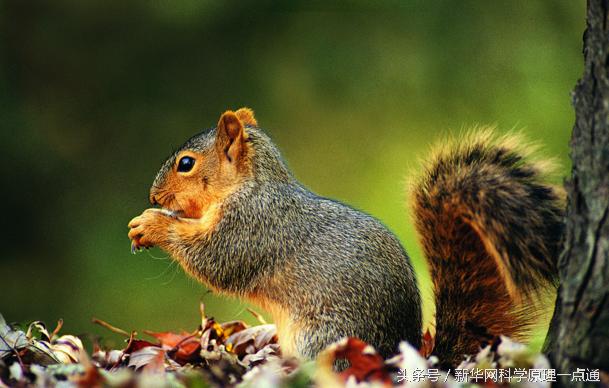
158, 206, 201, 220
158, 207, 185, 218
151, 193, 188, 219
158, 204, 203, 220
151, 191, 206, 220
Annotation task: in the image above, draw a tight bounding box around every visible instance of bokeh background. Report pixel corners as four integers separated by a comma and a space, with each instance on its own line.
1, 1, 584, 350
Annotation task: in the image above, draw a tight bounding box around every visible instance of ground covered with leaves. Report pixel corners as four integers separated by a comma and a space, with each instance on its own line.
0, 305, 553, 387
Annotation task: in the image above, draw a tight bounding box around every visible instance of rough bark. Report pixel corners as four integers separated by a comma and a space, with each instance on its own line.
544, 0, 609, 386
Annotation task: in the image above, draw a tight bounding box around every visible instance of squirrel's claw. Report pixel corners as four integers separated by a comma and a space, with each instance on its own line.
128, 208, 171, 252
131, 239, 145, 254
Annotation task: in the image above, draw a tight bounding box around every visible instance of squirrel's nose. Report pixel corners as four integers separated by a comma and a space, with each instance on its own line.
149, 193, 159, 206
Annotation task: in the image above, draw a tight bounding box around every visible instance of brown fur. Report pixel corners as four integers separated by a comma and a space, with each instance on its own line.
411, 130, 564, 367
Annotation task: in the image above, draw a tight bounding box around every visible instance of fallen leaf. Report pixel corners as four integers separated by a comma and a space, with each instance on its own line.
419, 329, 435, 358
226, 324, 277, 358
124, 338, 159, 355
319, 337, 392, 385
144, 331, 200, 364
128, 347, 165, 370
0, 314, 29, 359
50, 335, 84, 363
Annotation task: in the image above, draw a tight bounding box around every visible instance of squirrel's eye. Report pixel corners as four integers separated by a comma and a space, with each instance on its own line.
177, 156, 195, 173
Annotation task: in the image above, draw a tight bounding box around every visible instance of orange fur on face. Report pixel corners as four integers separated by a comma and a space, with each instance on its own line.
151, 150, 211, 219
149, 109, 254, 224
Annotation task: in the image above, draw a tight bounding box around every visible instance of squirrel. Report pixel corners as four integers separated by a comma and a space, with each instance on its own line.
128, 108, 564, 367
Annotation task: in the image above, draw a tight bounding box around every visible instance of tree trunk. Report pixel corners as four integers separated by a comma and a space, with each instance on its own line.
544, 0, 609, 386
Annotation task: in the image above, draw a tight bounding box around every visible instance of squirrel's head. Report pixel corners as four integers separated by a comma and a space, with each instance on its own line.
149, 108, 290, 219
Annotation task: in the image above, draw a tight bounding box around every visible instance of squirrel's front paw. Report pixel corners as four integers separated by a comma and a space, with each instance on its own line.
128, 208, 172, 253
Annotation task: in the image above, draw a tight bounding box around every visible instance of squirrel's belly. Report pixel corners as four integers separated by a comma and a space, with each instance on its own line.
246, 294, 299, 357
273, 309, 299, 358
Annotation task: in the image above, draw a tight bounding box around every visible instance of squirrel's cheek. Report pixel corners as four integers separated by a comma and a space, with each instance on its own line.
182, 198, 204, 219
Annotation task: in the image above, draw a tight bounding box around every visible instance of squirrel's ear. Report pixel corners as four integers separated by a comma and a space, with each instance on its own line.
235, 107, 258, 127
216, 110, 247, 163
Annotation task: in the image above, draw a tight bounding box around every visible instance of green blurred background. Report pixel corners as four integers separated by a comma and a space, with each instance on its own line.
0, 1, 584, 349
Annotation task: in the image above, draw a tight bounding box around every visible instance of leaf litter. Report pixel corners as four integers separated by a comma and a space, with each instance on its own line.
0, 304, 554, 387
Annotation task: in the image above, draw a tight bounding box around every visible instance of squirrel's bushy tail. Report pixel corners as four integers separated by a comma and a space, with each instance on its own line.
411, 129, 564, 368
